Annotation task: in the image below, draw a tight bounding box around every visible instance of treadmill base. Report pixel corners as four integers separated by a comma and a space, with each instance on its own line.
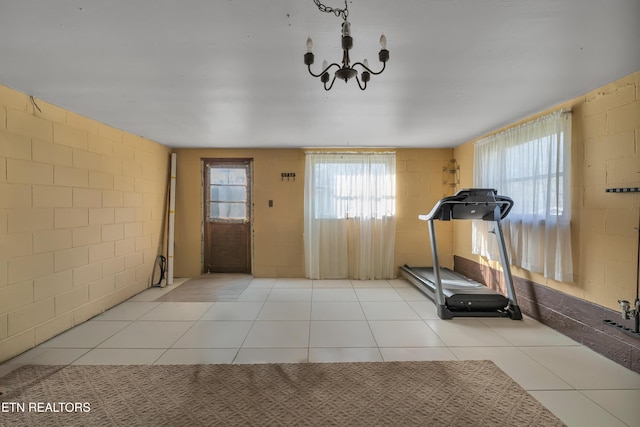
400, 265, 522, 320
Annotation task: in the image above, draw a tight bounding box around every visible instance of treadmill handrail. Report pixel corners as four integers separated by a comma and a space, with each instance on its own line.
419, 188, 513, 222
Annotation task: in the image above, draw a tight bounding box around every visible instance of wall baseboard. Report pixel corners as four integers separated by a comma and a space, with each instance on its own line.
454, 256, 640, 374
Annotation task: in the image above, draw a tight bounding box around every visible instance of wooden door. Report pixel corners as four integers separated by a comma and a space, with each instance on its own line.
203, 159, 252, 274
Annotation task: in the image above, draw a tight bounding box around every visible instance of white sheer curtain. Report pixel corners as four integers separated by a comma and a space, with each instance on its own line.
304, 152, 396, 280
473, 109, 573, 282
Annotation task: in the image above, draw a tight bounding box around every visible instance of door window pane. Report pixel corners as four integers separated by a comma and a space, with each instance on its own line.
210, 168, 246, 185
210, 202, 246, 220
211, 186, 246, 202
206, 164, 250, 221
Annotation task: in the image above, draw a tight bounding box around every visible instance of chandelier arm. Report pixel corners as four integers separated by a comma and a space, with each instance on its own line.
307, 62, 341, 78
352, 61, 386, 76
323, 74, 338, 91
355, 74, 367, 91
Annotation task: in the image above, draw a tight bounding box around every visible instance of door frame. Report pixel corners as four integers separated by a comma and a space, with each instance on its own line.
201, 158, 253, 274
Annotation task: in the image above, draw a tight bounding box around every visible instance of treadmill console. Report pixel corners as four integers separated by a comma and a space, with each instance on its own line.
421, 188, 513, 222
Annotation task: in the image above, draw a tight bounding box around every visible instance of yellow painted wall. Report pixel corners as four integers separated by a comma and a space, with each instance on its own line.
173, 148, 306, 278
395, 149, 456, 269
173, 147, 454, 278
0, 84, 170, 362
453, 71, 640, 311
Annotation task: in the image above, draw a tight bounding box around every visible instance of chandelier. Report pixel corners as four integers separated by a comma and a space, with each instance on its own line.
304, 0, 389, 91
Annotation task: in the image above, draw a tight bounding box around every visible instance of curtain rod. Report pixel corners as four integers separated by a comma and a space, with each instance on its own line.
475, 108, 572, 144
304, 151, 396, 155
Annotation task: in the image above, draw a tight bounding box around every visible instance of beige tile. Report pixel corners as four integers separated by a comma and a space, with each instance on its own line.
479, 317, 579, 346
309, 321, 377, 348
369, 320, 445, 347
379, 347, 457, 362
308, 347, 383, 363
234, 348, 308, 364
242, 321, 310, 348
529, 390, 627, 427
154, 348, 237, 365
355, 288, 403, 301
426, 318, 512, 347
138, 302, 213, 321
582, 389, 640, 427
311, 288, 358, 301
361, 301, 421, 320
311, 302, 366, 321
172, 321, 253, 348
97, 321, 193, 349
267, 289, 312, 301
521, 346, 640, 389
41, 321, 130, 348
451, 346, 571, 390
72, 348, 164, 365
311, 279, 352, 288
257, 302, 311, 321
273, 278, 312, 288
200, 302, 264, 321
9, 347, 89, 365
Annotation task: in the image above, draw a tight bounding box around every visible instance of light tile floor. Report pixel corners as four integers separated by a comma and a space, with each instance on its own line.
2, 277, 640, 427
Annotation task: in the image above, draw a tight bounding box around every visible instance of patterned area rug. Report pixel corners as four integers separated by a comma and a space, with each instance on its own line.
0, 361, 564, 426
154, 273, 252, 302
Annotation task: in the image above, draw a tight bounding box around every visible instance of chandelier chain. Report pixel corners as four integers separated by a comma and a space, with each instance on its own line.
312, 0, 349, 20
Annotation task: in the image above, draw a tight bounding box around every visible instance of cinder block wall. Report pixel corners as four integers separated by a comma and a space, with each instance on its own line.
0, 85, 170, 363
172, 147, 454, 278
453, 70, 640, 312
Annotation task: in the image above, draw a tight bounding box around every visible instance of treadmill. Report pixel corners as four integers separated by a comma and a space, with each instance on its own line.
400, 188, 522, 320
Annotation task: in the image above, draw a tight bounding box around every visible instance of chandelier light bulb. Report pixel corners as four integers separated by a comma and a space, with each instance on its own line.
322, 60, 328, 70
380, 34, 387, 49
363, 59, 369, 69
306, 37, 313, 53
342, 20, 351, 37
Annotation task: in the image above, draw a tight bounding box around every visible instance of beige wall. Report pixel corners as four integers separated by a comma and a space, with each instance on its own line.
173, 148, 306, 278
454, 71, 640, 311
173, 147, 454, 278
0, 85, 170, 362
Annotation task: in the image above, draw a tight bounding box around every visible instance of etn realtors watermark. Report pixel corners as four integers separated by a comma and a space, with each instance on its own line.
1, 401, 91, 413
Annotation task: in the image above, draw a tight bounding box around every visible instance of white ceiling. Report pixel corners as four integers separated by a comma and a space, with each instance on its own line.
1, 0, 639, 149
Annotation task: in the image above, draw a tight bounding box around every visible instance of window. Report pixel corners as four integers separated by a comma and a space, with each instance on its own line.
312, 160, 395, 220
473, 109, 572, 282
304, 152, 396, 280
206, 165, 250, 222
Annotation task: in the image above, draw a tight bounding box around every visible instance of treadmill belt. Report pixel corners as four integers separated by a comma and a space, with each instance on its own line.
406, 267, 509, 311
